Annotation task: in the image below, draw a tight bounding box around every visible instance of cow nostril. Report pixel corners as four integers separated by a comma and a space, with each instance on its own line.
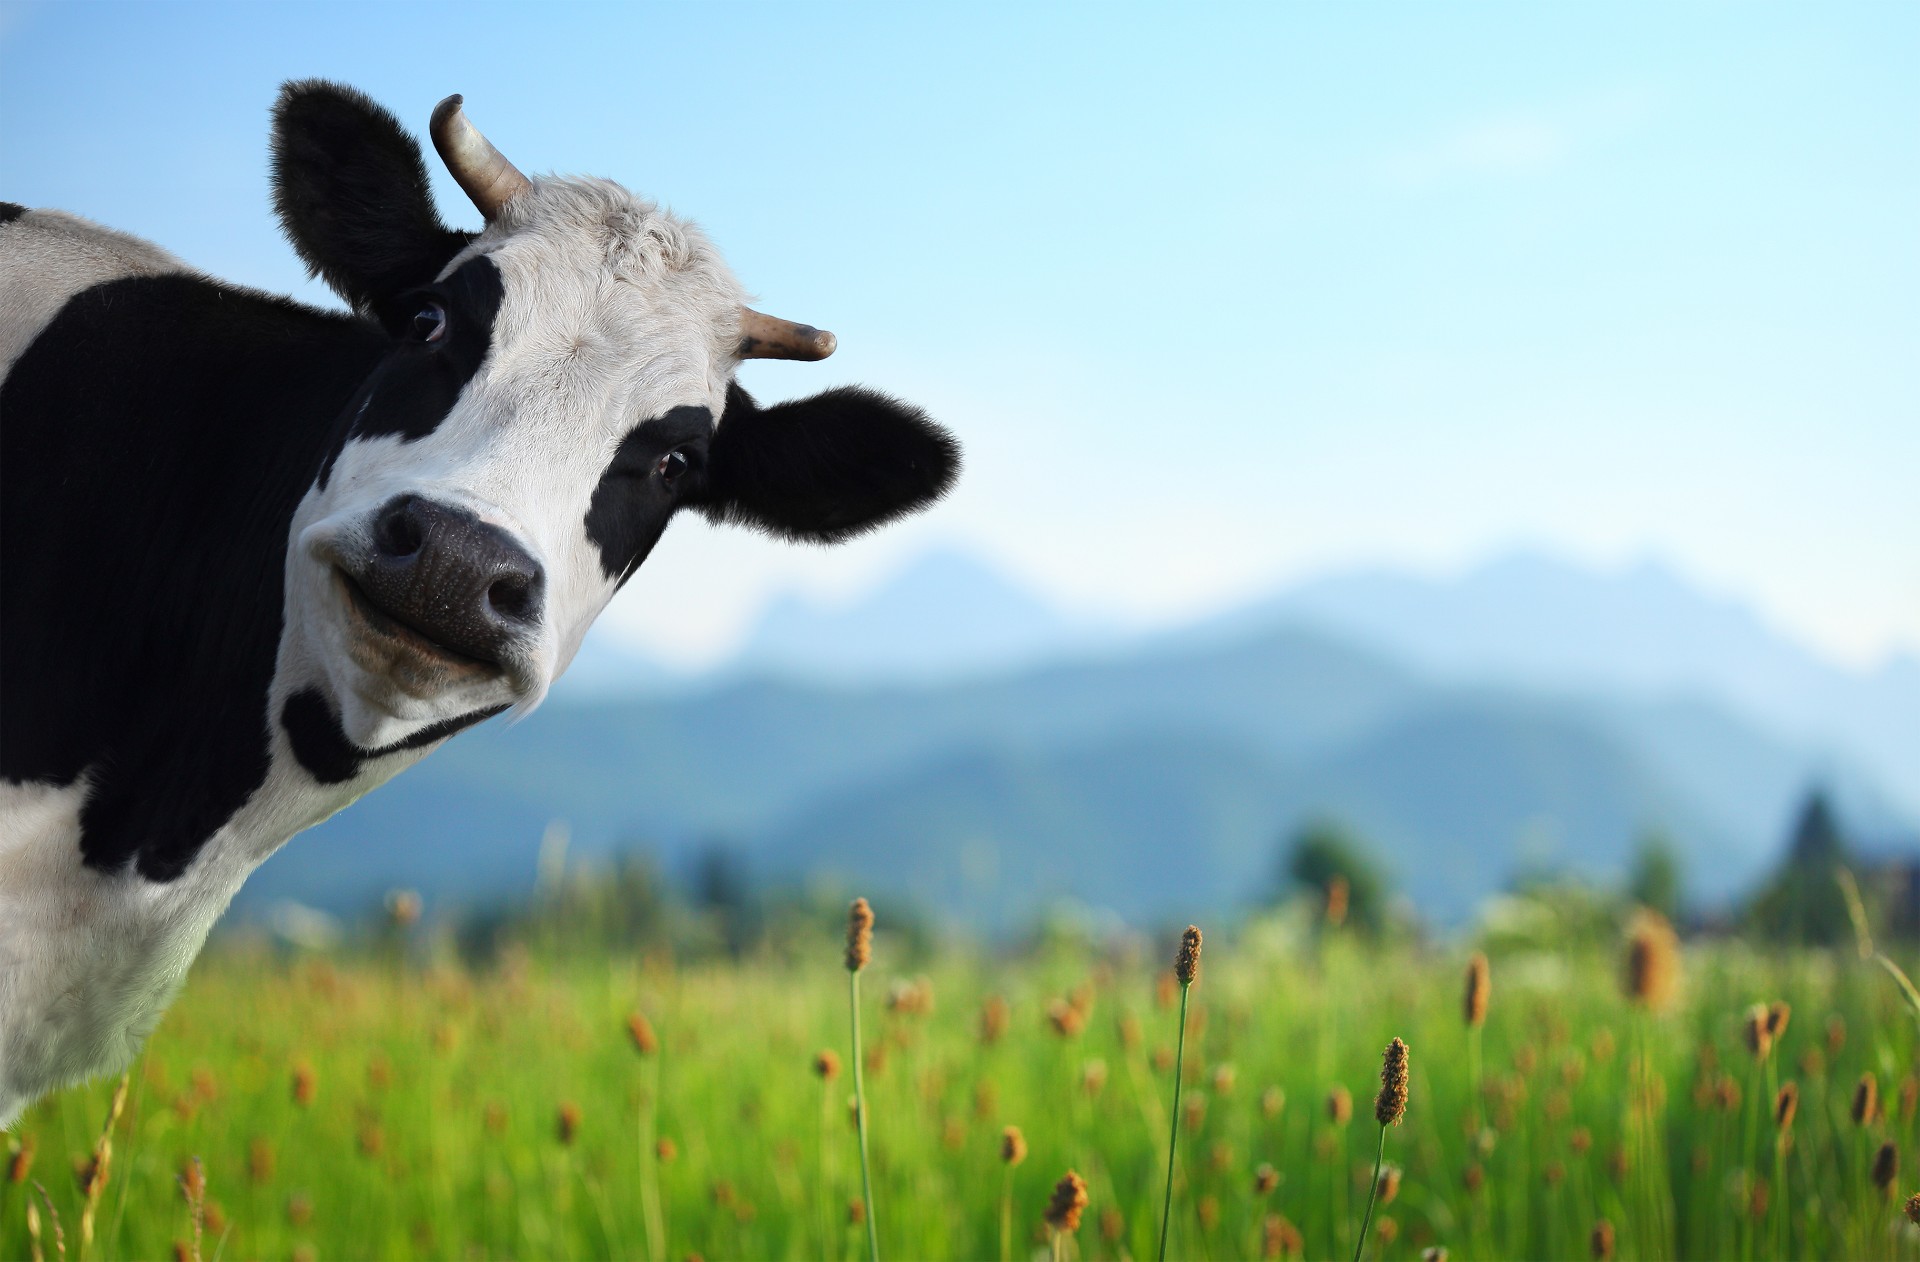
488, 574, 535, 622
373, 500, 423, 559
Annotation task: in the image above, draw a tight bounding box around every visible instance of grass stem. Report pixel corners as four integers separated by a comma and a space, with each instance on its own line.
1157, 980, 1191, 1262
850, 968, 879, 1262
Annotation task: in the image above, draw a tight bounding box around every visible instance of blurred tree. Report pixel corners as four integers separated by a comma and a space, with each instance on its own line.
1628, 829, 1685, 922
1283, 818, 1390, 934
689, 842, 763, 957
1746, 789, 1855, 946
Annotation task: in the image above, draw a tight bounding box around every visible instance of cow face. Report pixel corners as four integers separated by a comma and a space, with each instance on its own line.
270, 83, 957, 750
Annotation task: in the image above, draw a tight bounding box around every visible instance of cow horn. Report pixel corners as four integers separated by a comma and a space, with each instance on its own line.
430, 94, 532, 220
737, 308, 837, 361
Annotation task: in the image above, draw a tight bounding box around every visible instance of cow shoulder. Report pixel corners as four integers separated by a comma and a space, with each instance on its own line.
0, 208, 189, 382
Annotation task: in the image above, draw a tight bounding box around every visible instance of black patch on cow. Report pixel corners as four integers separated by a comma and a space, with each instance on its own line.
584, 405, 715, 582
282, 687, 505, 785
345, 257, 505, 448
697, 383, 961, 544
0, 273, 391, 880
271, 79, 474, 315
0, 202, 27, 225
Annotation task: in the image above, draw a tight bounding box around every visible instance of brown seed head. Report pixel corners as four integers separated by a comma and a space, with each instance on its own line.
656, 1137, 678, 1162
1046, 998, 1085, 1039
1906, 1192, 1920, 1226
1175, 925, 1202, 987
1422, 1250, 1449, 1262
627, 1012, 658, 1056
813, 1049, 841, 1081
1622, 909, 1680, 1011
1264, 1213, 1303, 1258
1590, 1218, 1615, 1260
1327, 1085, 1353, 1125
556, 1101, 581, 1146
1463, 1162, 1484, 1195
1376, 1038, 1410, 1126
1855, 1072, 1880, 1126
1570, 1126, 1593, 1154
1775, 1081, 1799, 1130
1766, 1000, 1791, 1040
1903, 1075, 1920, 1122
291, 1062, 316, 1108
7, 1135, 34, 1184
844, 898, 873, 972
1000, 1125, 1027, 1166
1464, 952, 1490, 1028
847, 1197, 865, 1225
1375, 1216, 1398, 1244
1044, 1169, 1089, 1233
1211, 1064, 1236, 1094
980, 995, 1010, 1045
1377, 1163, 1401, 1204
1323, 874, 1350, 927
1261, 1085, 1286, 1118
1743, 1005, 1773, 1059
1827, 1012, 1848, 1057
1874, 1141, 1900, 1193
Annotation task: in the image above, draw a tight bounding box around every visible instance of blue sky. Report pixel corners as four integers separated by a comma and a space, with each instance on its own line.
4, 2, 1914, 668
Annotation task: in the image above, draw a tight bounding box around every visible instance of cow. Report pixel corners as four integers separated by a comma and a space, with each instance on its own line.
0, 81, 959, 1128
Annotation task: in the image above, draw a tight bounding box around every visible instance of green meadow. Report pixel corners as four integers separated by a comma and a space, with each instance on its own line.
9, 908, 1920, 1261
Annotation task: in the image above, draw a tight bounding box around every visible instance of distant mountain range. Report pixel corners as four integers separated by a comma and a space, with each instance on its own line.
241, 550, 1918, 930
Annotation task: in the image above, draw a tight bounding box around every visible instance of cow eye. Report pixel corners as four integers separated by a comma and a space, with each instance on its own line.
655, 450, 690, 484
408, 300, 447, 343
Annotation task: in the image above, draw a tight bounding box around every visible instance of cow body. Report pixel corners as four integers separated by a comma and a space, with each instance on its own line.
0, 85, 957, 1127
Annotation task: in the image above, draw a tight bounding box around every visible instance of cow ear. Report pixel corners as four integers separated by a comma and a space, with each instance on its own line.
270, 80, 473, 315
698, 384, 960, 544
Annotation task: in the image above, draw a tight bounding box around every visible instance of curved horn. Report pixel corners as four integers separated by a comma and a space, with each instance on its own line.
430, 94, 533, 220
737, 308, 837, 361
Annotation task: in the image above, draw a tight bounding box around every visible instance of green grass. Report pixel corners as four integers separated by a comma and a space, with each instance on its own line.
7, 926, 1920, 1260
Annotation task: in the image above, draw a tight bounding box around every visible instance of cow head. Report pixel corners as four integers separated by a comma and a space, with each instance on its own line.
270, 82, 957, 750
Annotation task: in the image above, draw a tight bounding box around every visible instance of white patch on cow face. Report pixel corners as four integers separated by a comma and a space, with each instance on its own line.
287, 178, 749, 749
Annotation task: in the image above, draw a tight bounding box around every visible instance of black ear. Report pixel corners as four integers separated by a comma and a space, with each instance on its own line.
270, 80, 473, 314
698, 384, 960, 544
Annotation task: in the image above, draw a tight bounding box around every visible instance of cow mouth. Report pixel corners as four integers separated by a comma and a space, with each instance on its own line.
333, 568, 503, 679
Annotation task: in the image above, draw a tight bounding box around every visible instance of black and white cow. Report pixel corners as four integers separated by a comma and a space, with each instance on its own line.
0, 81, 958, 1127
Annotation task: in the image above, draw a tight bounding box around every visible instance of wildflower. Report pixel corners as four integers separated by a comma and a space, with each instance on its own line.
1874, 1142, 1899, 1194
1175, 925, 1202, 987
1325, 875, 1350, 927
1264, 1214, 1303, 1258
627, 1012, 658, 1056
291, 1062, 316, 1107
980, 995, 1010, 1045
1622, 910, 1679, 1011
1376, 1038, 1409, 1126
1742, 1005, 1772, 1059
845, 898, 873, 973
7, 1135, 34, 1184
1775, 1082, 1799, 1131
1464, 953, 1490, 1027
1045, 1169, 1089, 1233
1855, 1073, 1880, 1126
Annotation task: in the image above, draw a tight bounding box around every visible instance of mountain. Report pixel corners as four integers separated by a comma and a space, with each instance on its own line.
1201, 552, 1920, 818
237, 616, 1906, 929
729, 549, 1118, 684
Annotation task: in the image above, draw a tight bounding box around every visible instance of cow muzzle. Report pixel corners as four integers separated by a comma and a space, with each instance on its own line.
324, 496, 545, 696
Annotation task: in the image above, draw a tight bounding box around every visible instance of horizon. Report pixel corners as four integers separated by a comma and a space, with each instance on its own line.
2, 2, 1913, 671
